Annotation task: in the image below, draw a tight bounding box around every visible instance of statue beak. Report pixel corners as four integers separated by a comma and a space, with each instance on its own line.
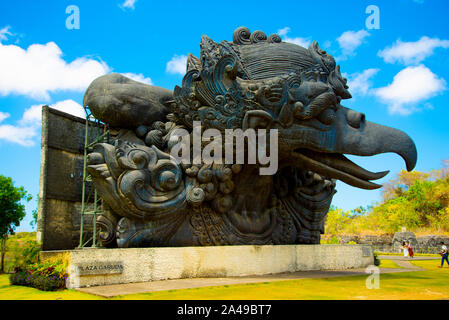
334, 106, 417, 172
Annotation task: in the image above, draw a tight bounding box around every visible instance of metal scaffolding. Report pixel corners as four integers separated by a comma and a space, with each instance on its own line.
78, 106, 109, 248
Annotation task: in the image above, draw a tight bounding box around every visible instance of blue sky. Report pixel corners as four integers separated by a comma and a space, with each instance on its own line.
0, 0, 448, 232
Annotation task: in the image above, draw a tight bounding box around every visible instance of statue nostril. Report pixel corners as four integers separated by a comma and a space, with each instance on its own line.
347, 110, 365, 128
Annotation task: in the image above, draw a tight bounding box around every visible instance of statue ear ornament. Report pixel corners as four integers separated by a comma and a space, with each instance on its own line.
277, 103, 295, 128
242, 109, 274, 130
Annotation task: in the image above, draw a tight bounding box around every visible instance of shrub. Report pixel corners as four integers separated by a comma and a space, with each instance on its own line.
329, 236, 340, 244
13, 240, 41, 267
10, 271, 66, 291
9, 260, 67, 291
320, 236, 340, 244
3, 233, 40, 272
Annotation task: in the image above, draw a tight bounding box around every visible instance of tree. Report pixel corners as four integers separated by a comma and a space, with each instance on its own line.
29, 194, 38, 228
324, 159, 449, 235
381, 169, 430, 202
0, 175, 32, 273
324, 206, 353, 235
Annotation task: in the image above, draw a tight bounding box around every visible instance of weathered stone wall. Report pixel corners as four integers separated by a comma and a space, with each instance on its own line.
40, 244, 374, 288
37, 106, 102, 250
325, 232, 449, 254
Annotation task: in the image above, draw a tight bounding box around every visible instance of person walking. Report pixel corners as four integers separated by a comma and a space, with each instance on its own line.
439, 241, 448, 268
407, 241, 414, 258
401, 241, 409, 258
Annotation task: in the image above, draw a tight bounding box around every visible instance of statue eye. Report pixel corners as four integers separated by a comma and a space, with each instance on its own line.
293, 101, 304, 118
317, 108, 336, 125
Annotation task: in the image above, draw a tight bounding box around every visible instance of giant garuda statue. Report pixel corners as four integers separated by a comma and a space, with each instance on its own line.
83, 27, 417, 248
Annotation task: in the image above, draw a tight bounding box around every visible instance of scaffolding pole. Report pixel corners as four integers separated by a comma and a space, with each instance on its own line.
78, 106, 109, 249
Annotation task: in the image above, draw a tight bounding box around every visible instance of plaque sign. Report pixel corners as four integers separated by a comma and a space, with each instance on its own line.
74, 262, 124, 276
362, 246, 372, 257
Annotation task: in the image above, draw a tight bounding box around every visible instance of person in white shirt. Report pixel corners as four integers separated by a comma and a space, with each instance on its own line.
439, 242, 448, 268
401, 241, 409, 257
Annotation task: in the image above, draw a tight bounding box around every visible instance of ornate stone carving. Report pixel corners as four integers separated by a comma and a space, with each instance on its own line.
83, 27, 417, 248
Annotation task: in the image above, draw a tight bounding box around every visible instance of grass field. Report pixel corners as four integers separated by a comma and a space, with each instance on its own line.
377, 259, 403, 269
0, 274, 103, 300
1, 259, 448, 300
376, 252, 440, 257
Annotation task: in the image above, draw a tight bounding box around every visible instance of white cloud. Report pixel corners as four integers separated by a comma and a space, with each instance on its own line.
277, 27, 311, 48
0, 103, 40, 146
0, 100, 84, 146
0, 26, 13, 42
277, 27, 290, 37
0, 124, 37, 147
21, 100, 85, 126
345, 68, 380, 95
120, 0, 137, 10
122, 72, 153, 85
166, 54, 187, 75
0, 111, 9, 123
378, 36, 449, 65
374, 65, 446, 115
20, 105, 42, 126
50, 100, 85, 118
337, 29, 370, 57
0, 41, 110, 100
322, 40, 332, 49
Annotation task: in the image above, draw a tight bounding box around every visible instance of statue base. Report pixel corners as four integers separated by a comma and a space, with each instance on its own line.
40, 244, 374, 289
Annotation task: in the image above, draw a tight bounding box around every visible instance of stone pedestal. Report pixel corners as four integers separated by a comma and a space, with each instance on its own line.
40, 244, 374, 288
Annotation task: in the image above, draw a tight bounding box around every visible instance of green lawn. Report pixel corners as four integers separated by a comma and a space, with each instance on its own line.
0, 274, 104, 300
376, 252, 440, 257
378, 259, 403, 269
1, 260, 448, 300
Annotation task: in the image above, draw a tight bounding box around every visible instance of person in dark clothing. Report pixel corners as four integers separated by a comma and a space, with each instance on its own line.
438, 241, 448, 268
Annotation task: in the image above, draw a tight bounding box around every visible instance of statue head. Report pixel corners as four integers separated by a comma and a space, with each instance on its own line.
171, 26, 417, 190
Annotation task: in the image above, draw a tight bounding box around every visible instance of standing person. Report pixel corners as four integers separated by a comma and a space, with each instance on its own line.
402, 241, 409, 258
407, 241, 414, 258
439, 241, 448, 268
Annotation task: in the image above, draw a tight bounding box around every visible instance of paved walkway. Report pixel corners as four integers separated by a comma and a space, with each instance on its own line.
378, 255, 441, 261
76, 266, 420, 298
378, 255, 439, 261
390, 260, 424, 270
378, 255, 439, 270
